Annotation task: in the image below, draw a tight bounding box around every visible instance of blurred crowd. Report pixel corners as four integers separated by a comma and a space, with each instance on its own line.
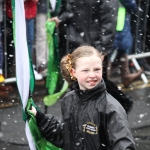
0, 0, 150, 98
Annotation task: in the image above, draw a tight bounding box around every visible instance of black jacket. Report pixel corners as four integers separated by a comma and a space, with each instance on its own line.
58, 0, 119, 55
36, 80, 136, 150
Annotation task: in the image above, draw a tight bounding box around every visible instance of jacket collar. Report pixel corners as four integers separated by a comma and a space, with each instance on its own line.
72, 79, 106, 102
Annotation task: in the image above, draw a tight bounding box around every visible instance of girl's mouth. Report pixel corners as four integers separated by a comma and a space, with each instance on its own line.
87, 80, 97, 86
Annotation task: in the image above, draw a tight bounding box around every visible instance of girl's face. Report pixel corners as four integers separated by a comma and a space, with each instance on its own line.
71, 55, 102, 90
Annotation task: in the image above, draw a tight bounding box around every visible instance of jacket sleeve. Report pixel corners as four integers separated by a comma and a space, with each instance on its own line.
35, 111, 63, 148
106, 94, 136, 149
97, 0, 119, 55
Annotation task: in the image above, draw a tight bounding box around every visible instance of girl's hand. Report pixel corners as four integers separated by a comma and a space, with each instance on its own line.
48, 17, 60, 28
29, 106, 37, 116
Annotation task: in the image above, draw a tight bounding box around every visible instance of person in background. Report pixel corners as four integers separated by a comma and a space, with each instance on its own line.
6, 0, 42, 80
0, 0, 9, 98
30, 45, 136, 150
50, 0, 118, 59
35, 0, 48, 77
0, 0, 4, 82
24, 0, 43, 80
0, 0, 14, 99
107, 0, 143, 88
5, 0, 15, 78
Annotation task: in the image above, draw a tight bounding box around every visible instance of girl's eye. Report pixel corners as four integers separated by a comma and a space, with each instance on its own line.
95, 68, 101, 71
83, 70, 88, 72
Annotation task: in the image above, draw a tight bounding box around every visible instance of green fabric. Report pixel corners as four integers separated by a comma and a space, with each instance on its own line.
44, 81, 68, 106
29, 59, 35, 93
116, 7, 126, 31
44, 20, 68, 106
45, 20, 59, 95
44, 0, 68, 107
11, 0, 16, 44
27, 99, 63, 150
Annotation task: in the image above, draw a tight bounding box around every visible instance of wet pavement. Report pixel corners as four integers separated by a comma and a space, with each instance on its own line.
1, 75, 150, 150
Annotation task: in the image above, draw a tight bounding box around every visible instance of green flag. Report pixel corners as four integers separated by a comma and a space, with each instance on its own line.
44, 0, 68, 106
12, 0, 63, 149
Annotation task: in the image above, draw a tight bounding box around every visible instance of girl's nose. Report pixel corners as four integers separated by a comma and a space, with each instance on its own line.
89, 72, 96, 77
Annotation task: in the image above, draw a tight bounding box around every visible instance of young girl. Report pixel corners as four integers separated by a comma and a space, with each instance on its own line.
30, 46, 136, 150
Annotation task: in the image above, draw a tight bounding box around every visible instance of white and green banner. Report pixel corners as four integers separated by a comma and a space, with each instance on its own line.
12, 0, 63, 149
12, 0, 36, 149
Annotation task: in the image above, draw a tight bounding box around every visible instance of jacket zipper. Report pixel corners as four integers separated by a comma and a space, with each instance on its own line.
75, 97, 84, 149
76, 96, 82, 131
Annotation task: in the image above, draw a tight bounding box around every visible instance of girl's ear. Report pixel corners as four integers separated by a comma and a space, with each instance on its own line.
70, 68, 76, 77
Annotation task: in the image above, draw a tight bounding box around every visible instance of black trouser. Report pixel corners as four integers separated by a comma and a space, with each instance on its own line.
4, 17, 15, 77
